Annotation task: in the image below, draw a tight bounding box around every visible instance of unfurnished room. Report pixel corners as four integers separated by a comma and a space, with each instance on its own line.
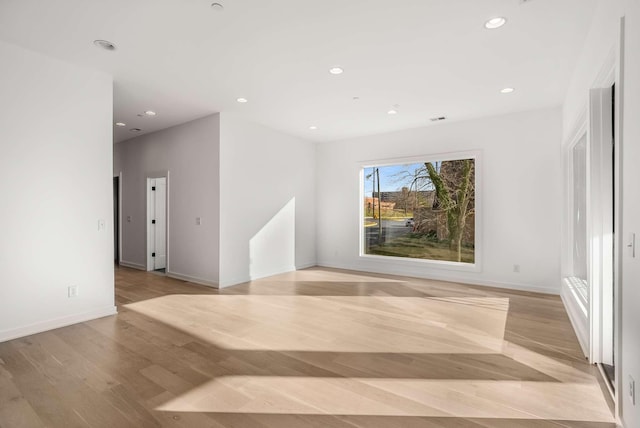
0, 0, 639, 427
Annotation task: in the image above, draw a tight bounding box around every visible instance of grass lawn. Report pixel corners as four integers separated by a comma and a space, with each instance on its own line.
367, 232, 474, 263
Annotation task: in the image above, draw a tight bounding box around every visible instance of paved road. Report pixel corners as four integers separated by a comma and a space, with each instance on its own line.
365, 218, 412, 247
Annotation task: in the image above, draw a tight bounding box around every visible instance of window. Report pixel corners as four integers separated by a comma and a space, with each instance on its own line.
570, 134, 588, 306
361, 154, 476, 264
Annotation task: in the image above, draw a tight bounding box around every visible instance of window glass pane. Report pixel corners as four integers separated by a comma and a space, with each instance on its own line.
363, 158, 475, 264
571, 135, 588, 303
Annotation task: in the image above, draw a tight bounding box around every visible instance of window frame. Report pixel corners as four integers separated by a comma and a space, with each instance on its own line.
358, 150, 482, 272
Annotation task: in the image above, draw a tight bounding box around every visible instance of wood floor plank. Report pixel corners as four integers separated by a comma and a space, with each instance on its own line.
0, 266, 615, 427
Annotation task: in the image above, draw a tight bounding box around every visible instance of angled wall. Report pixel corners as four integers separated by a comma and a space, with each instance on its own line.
219, 113, 317, 287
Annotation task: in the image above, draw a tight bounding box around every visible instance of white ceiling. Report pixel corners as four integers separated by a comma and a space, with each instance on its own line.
0, 0, 597, 143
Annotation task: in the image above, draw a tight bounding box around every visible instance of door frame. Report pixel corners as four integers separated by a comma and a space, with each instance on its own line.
146, 172, 170, 272
114, 172, 122, 264
588, 86, 615, 366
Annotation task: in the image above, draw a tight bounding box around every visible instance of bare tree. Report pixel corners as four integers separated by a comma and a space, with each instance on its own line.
425, 159, 474, 262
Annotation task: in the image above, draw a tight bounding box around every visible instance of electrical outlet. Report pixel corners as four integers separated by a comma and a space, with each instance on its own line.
630, 376, 636, 405
196, 217, 201, 225
127, 216, 132, 223
68, 286, 78, 298
513, 264, 520, 273
98, 219, 105, 231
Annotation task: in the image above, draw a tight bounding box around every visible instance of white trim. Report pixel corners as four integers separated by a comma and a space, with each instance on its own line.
296, 261, 317, 270
219, 275, 251, 288
588, 86, 615, 365
561, 115, 590, 359
613, 16, 625, 421
317, 260, 559, 295
249, 265, 296, 281
561, 282, 589, 357
115, 171, 123, 264
119, 260, 146, 270
0, 306, 118, 343
357, 150, 482, 273
166, 271, 219, 288
166, 170, 171, 273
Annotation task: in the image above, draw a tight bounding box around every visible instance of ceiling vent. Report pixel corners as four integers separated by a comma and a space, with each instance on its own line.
430, 116, 447, 122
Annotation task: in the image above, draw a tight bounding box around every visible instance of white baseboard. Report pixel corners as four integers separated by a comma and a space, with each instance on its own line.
119, 260, 146, 271
0, 305, 118, 343
317, 260, 560, 295
166, 271, 218, 288
296, 261, 317, 270
250, 265, 297, 281
561, 281, 589, 358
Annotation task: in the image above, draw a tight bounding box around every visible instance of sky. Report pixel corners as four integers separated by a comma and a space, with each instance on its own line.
363, 162, 433, 194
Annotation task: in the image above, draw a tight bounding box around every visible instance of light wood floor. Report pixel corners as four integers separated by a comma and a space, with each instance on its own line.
0, 266, 615, 427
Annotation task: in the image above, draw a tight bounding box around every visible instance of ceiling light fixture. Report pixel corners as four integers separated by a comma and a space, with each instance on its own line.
236, 97, 248, 103
115, 122, 126, 127
130, 128, 142, 132
500, 87, 515, 94
93, 39, 116, 51
329, 67, 344, 75
387, 109, 398, 115
144, 110, 157, 116
484, 17, 507, 29
309, 126, 318, 130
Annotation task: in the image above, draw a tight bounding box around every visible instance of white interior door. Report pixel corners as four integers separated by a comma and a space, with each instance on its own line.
147, 177, 167, 271
153, 178, 167, 269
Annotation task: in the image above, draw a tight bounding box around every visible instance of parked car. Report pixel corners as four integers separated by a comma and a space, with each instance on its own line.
406, 218, 415, 227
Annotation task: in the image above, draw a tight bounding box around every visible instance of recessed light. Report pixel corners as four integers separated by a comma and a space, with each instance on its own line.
387, 109, 398, 115
352, 96, 360, 101
309, 126, 318, 130
211, 2, 224, 11
329, 67, 344, 75
130, 128, 142, 132
484, 17, 507, 29
144, 110, 157, 116
115, 122, 126, 127
236, 97, 248, 103
93, 39, 116, 51
500, 87, 515, 94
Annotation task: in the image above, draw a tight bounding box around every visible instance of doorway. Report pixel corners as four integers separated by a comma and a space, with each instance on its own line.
113, 176, 120, 265
147, 177, 167, 273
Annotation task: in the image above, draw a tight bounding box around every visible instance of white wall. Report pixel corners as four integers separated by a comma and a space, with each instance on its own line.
316, 108, 563, 294
621, 1, 640, 425
563, 0, 625, 140
114, 114, 220, 286
561, 1, 640, 425
219, 113, 316, 287
0, 41, 115, 341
